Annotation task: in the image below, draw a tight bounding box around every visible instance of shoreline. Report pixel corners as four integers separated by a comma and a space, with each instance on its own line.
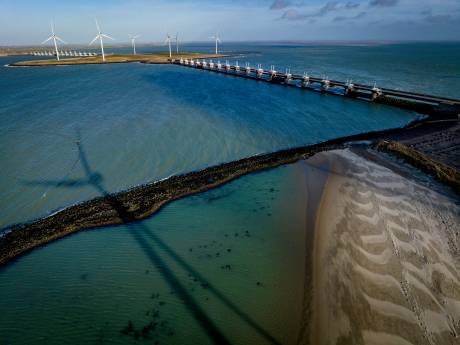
1, 118, 459, 267
295, 155, 332, 344
310, 153, 336, 345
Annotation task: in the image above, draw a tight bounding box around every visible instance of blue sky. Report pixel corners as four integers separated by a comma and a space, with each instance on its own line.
0, 0, 459, 45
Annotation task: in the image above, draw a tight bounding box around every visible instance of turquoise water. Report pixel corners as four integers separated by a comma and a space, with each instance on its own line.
0, 163, 309, 345
0, 43, 430, 228
0, 43, 458, 344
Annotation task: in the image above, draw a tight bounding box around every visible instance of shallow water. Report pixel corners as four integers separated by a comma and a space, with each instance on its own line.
0, 44, 423, 228
0, 163, 309, 345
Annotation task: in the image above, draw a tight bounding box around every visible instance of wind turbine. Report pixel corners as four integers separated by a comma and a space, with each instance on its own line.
90, 19, 114, 62
210, 33, 221, 55
175, 32, 179, 54
165, 33, 172, 58
128, 34, 140, 55
42, 21, 66, 61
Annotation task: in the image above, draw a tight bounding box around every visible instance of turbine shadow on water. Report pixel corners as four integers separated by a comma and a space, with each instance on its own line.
22, 131, 281, 345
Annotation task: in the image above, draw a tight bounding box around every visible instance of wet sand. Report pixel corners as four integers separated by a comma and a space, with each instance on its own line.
304, 149, 460, 345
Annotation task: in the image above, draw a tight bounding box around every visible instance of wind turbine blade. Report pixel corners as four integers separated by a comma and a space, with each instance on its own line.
101, 34, 114, 40
42, 36, 53, 44
89, 36, 99, 45
55, 36, 67, 44
95, 18, 101, 32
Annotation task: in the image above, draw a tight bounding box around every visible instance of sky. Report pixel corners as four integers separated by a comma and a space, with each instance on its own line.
0, 0, 459, 45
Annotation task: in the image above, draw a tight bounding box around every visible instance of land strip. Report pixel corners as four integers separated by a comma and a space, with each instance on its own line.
0, 47, 98, 56
8, 53, 231, 66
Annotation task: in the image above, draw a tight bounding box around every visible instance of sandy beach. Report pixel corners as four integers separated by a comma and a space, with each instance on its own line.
302, 148, 460, 345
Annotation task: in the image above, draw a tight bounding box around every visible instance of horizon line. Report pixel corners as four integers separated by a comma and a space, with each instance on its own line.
2, 39, 460, 48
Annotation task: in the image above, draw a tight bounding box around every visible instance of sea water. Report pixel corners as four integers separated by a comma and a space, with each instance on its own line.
0, 42, 440, 228
0, 42, 458, 344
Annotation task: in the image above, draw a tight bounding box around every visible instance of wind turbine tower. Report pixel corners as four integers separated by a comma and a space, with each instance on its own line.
211, 33, 221, 55
165, 34, 172, 58
90, 19, 114, 62
129, 34, 140, 55
175, 33, 179, 54
42, 22, 66, 61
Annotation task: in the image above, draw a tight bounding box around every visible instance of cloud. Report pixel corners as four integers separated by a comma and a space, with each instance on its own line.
281, 9, 307, 20
280, 1, 362, 21
270, 0, 291, 10
288, 1, 339, 19
317, 2, 340, 16
424, 14, 453, 23
345, 2, 360, 9
420, 9, 432, 16
334, 11, 367, 22
333, 16, 346, 22
369, 0, 398, 7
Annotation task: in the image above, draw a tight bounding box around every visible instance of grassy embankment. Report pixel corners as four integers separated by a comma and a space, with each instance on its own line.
377, 140, 460, 193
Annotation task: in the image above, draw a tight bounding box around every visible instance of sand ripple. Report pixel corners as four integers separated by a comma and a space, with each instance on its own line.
305, 149, 460, 345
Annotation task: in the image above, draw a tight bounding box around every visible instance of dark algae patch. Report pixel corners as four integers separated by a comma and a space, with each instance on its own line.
0, 117, 458, 266
120, 318, 174, 342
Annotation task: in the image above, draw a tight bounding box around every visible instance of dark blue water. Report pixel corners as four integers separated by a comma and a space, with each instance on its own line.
130, 41, 460, 98
0, 43, 430, 228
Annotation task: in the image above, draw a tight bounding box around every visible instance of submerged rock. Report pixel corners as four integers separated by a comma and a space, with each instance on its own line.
120, 320, 134, 335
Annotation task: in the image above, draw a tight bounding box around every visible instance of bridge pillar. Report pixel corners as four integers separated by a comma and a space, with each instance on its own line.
345, 85, 354, 95
371, 90, 382, 101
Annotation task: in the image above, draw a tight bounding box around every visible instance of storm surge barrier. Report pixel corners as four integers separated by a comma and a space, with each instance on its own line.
172, 58, 460, 119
